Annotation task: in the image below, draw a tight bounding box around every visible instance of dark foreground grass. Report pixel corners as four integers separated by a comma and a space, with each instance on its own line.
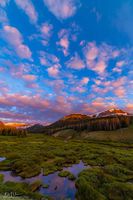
0, 174, 51, 200
0, 133, 133, 199
76, 166, 133, 200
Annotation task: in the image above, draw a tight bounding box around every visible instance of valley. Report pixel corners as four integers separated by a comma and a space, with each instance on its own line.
0, 122, 133, 199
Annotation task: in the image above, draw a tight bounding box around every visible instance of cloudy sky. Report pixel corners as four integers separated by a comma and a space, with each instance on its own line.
0, 0, 133, 124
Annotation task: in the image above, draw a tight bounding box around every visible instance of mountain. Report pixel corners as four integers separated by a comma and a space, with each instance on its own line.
0, 121, 5, 127
26, 114, 91, 134
26, 109, 133, 135
94, 108, 129, 118
61, 114, 90, 120
26, 124, 45, 133
44, 114, 91, 134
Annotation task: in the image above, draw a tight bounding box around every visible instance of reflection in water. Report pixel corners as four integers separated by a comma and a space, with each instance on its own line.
0, 157, 6, 162
0, 161, 89, 200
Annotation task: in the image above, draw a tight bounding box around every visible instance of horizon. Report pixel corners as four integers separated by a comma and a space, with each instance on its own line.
0, 0, 133, 124
2, 107, 133, 126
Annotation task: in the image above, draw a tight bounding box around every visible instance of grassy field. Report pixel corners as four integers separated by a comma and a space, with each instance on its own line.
53, 123, 133, 142
81, 123, 133, 142
0, 131, 133, 199
0, 195, 31, 200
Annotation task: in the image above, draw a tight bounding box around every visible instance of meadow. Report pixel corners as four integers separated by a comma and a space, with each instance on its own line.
0, 126, 133, 199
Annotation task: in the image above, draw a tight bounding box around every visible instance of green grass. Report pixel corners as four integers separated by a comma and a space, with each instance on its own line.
0, 175, 51, 200
76, 167, 133, 200
58, 170, 76, 180
80, 123, 133, 142
0, 132, 133, 199
0, 196, 31, 200
52, 123, 133, 142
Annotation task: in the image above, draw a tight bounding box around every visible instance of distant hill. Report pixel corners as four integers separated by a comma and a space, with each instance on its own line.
26, 124, 45, 133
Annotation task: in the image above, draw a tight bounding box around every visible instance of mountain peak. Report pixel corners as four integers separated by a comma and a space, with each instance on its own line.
96, 108, 129, 118
61, 114, 90, 120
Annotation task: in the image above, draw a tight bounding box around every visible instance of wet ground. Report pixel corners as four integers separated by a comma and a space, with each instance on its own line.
0, 159, 89, 200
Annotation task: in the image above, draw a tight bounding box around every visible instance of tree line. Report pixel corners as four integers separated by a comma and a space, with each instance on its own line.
45, 116, 133, 134
0, 127, 28, 137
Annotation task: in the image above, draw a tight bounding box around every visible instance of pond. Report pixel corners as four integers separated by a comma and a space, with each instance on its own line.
0, 160, 89, 200
0, 157, 6, 162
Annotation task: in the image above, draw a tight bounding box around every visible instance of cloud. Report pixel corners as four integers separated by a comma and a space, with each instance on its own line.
125, 103, 133, 113
84, 42, 120, 74
40, 22, 53, 45
39, 51, 59, 66
41, 22, 53, 37
81, 77, 89, 85
114, 87, 126, 98
0, 0, 9, 7
43, 0, 80, 20
116, 60, 125, 67
112, 60, 126, 73
57, 36, 69, 56
94, 60, 107, 74
85, 43, 98, 61
72, 86, 86, 93
47, 64, 60, 77
0, 8, 9, 25
14, 0, 38, 24
45, 79, 65, 94
1, 25, 32, 59
22, 74, 37, 82
67, 53, 85, 70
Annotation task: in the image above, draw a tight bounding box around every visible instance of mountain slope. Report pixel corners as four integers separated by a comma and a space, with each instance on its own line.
26, 109, 133, 135
26, 124, 45, 133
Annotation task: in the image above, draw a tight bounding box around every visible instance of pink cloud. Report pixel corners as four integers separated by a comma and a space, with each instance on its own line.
85, 43, 98, 61
72, 86, 86, 93
1, 26, 32, 59
58, 36, 69, 56
111, 77, 126, 87
39, 51, 59, 66
43, 0, 79, 20
40, 22, 53, 45
14, 0, 38, 24
67, 53, 85, 70
125, 103, 133, 113
94, 60, 106, 74
22, 74, 37, 82
114, 87, 126, 97
116, 60, 125, 67
47, 64, 60, 77
0, 94, 50, 109
84, 42, 121, 74
113, 60, 126, 73
41, 22, 53, 37
81, 77, 89, 85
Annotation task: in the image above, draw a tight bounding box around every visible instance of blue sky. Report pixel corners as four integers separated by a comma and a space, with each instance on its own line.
0, 0, 133, 124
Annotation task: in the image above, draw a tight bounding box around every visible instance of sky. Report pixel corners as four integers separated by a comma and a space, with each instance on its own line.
0, 0, 133, 124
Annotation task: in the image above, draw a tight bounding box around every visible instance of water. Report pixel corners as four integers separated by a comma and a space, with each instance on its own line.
0, 157, 6, 162
40, 161, 89, 200
0, 160, 89, 200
